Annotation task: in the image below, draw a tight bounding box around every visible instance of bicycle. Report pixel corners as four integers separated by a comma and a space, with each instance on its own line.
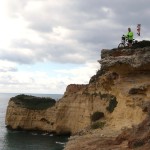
118, 35, 138, 48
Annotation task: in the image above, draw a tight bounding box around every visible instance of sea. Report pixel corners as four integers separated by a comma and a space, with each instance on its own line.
0, 93, 69, 150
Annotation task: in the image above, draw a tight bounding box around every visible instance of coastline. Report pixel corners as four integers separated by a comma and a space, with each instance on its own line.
0, 93, 67, 150
4, 42, 150, 150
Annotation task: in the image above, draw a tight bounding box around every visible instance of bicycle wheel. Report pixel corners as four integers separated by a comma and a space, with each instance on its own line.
118, 43, 125, 48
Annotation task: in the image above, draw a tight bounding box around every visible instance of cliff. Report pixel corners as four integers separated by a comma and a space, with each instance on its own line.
64, 41, 150, 150
5, 41, 150, 149
5, 95, 57, 132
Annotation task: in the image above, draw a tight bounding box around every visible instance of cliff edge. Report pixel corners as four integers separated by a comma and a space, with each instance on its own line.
5, 41, 150, 149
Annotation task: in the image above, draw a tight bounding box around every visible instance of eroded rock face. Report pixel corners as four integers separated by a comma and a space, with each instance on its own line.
5, 43, 150, 137
114, 101, 150, 149
5, 100, 56, 132
64, 84, 88, 95
100, 47, 150, 74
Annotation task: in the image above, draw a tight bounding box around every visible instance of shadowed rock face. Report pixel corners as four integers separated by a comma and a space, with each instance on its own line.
5, 41, 150, 150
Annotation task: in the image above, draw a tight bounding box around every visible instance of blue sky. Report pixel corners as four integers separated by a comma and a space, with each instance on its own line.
0, 0, 150, 94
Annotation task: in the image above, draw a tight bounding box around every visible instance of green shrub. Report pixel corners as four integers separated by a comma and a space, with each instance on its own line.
106, 97, 118, 113
10, 94, 56, 110
91, 111, 104, 122
91, 121, 106, 129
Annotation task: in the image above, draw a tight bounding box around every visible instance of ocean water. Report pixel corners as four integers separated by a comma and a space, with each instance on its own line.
0, 93, 69, 150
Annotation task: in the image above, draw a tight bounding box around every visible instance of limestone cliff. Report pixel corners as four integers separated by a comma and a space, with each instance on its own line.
5, 95, 57, 132
5, 41, 150, 140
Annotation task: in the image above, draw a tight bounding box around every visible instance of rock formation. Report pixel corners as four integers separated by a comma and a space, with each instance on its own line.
5, 41, 150, 149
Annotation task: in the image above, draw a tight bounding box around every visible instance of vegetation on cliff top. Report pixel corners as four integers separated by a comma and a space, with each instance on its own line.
10, 94, 56, 110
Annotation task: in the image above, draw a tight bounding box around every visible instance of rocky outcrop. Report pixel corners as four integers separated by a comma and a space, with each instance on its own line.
5, 41, 150, 149
64, 42, 150, 149
100, 47, 150, 74
5, 95, 57, 132
64, 84, 88, 95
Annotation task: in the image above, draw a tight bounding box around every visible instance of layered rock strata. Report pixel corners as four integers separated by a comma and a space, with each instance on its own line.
65, 44, 150, 149
5, 42, 150, 145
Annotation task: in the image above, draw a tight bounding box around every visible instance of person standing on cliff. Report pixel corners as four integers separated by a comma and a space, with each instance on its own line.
126, 28, 134, 47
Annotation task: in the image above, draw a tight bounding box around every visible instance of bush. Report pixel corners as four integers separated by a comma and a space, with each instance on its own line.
91, 121, 106, 129
106, 97, 118, 113
91, 111, 104, 122
10, 94, 56, 110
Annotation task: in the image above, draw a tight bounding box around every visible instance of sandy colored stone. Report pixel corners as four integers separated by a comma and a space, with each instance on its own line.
5, 43, 150, 149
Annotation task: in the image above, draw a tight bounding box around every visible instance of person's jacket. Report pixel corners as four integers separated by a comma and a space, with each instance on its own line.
126, 31, 133, 40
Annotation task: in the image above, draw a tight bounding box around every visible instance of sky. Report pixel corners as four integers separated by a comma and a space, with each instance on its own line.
0, 0, 150, 94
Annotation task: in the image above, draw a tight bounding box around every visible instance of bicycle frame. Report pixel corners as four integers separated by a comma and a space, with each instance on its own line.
118, 35, 128, 48
118, 35, 136, 48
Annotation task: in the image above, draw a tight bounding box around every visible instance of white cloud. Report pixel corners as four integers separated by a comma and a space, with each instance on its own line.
0, 0, 149, 93
0, 61, 99, 93
0, 60, 17, 72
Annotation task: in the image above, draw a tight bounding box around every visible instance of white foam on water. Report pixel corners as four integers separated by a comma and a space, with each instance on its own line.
42, 133, 49, 136
56, 141, 65, 145
49, 134, 53, 136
